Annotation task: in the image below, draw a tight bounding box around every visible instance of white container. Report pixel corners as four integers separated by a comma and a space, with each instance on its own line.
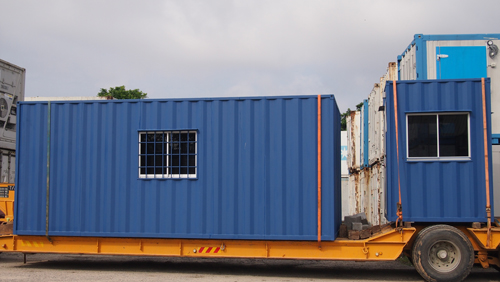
368, 163, 387, 225
341, 131, 348, 177
341, 176, 349, 220
359, 102, 368, 168
346, 165, 387, 225
368, 63, 397, 165
368, 84, 382, 165
0, 59, 25, 151
346, 111, 360, 171
0, 149, 15, 183
347, 171, 359, 216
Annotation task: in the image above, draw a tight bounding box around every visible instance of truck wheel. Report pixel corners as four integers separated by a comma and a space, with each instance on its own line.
412, 225, 474, 282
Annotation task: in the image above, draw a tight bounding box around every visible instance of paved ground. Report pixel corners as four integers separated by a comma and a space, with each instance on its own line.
0, 253, 497, 282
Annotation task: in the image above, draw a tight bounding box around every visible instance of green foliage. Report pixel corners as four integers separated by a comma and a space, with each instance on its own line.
97, 86, 147, 100
341, 101, 364, 131
340, 108, 351, 131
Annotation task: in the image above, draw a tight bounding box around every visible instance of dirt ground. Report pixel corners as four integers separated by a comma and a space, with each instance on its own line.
0, 253, 498, 282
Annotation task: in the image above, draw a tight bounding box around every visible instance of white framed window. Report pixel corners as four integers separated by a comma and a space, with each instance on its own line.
406, 113, 470, 160
139, 130, 197, 179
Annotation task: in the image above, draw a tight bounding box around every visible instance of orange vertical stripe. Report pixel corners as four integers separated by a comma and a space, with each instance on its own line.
481, 78, 492, 247
393, 81, 403, 225
317, 95, 322, 243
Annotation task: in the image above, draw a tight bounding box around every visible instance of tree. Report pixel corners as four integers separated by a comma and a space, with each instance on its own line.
97, 86, 147, 99
340, 102, 364, 131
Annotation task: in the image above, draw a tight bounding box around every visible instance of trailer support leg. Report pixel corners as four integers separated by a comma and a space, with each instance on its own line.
23, 253, 26, 264
477, 250, 489, 268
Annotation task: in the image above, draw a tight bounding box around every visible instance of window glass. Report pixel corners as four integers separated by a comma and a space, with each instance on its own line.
439, 115, 468, 157
408, 115, 437, 157
407, 113, 469, 159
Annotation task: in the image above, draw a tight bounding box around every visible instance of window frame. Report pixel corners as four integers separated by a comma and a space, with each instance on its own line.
405, 112, 471, 161
138, 130, 198, 179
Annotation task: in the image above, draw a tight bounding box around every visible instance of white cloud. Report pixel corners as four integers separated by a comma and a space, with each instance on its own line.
1, 0, 500, 112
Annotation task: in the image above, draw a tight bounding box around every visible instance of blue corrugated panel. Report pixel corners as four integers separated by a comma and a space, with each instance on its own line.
14, 95, 341, 241
362, 99, 369, 168
386, 79, 493, 222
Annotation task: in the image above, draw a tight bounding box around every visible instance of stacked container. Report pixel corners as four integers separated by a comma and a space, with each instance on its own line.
346, 63, 397, 225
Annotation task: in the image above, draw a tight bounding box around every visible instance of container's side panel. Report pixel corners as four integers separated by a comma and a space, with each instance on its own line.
369, 163, 387, 225
340, 131, 349, 220
368, 86, 381, 165
284, 98, 300, 236
236, 100, 252, 235
426, 40, 495, 79
346, 112, 360, 170
399, 45, 417, 80
16, 96, 340, 240
268, 99, 285, 236
346, 111, 360, 217
348, 171, 359, 216
15, 103, 48, 235
386, 80, 491, 222
50, 103, 81, 234
359, 169, 369, 221
321, 96, 340, 240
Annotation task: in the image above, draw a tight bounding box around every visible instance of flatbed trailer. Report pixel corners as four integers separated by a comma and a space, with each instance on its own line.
0, 227, 416, 261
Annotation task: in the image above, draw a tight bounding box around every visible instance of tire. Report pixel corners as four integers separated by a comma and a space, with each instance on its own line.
412, 225, 474, 282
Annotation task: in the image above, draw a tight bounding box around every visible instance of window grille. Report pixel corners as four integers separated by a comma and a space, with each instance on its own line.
139, 131, 197, 178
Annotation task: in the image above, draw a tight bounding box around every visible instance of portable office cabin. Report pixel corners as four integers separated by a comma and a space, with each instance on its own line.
386, 79, 493, 222
15, 95, 341, 241
398, 34, 500, 216
398, 34, 500, 135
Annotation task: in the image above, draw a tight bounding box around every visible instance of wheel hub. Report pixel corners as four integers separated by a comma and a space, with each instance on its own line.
437, 249, 448, 260
428, 240, 461, 272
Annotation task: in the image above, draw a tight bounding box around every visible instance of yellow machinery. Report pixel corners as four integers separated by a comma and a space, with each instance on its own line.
0, 183, 14, 223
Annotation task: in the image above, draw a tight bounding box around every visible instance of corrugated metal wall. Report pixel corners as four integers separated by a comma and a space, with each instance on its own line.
345, 63, 395, 225
398, 44, 417, 80
346, 112, 360, 170
386, 79, 493, 222
15, 95, 341, 241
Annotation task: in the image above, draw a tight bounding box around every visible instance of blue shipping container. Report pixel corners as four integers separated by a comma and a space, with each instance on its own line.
15, 95, 341, 241
386, 79, 493, 222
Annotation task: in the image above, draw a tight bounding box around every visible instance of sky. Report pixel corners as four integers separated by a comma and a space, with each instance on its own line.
1, 0, 500, 112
